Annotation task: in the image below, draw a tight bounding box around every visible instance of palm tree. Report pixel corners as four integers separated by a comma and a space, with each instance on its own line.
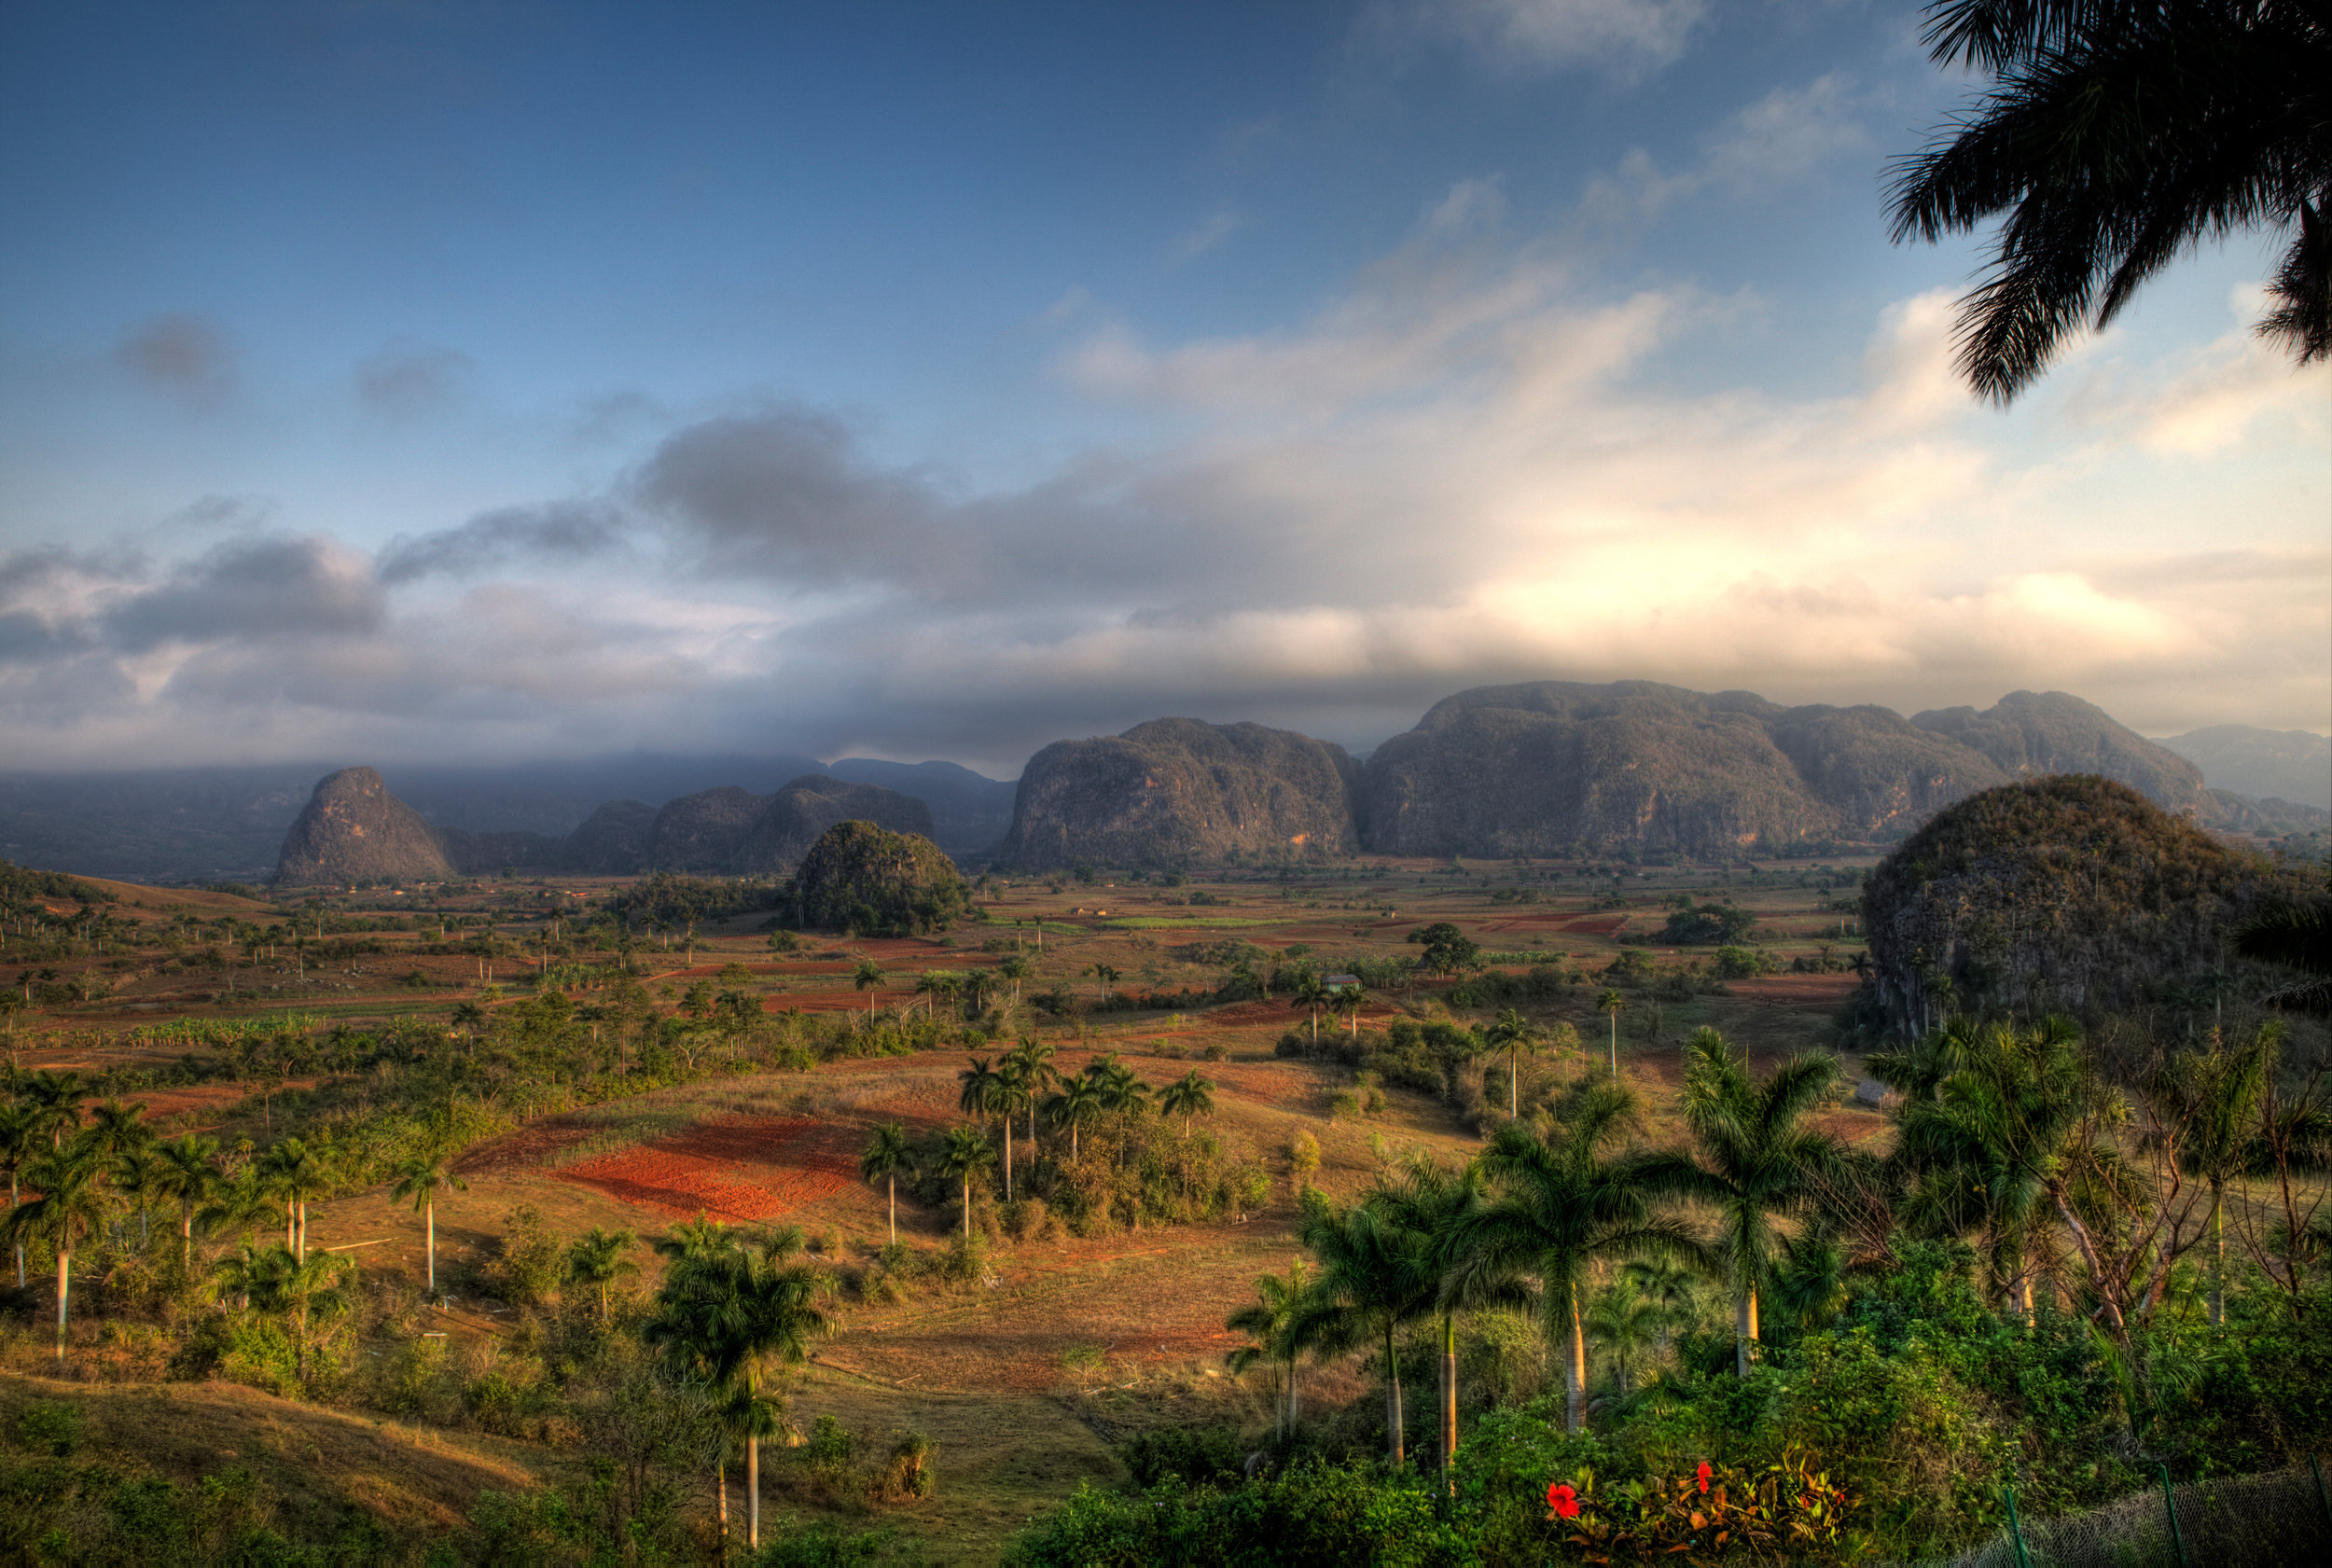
1585, 1274, 1666, 1400
210, 1238, 277, 1313
1159, 1070, 1216, 1138
1332, 981, 1368, 1038
1085, 963, 1118, 1003
1377, 1157, 1521, 1488
153, 1134, 221, 1271
1889, 0, 2331, 402
1464, 1082, 1703, 1432
1884, 1017, 2075, 1325
938, 1124, 996, 1239
1008, 1037, 1057, 1153
1488, 1007, 1539, 1117
85, 1098, 153, 1160
1289, 1194, 1438, 1466
997, 954, 1034, 1009
389, 1150, 468, 1298
1289, 971, 1330, 1048
565, 1227, 639, 1323
1645, 1028, 1840, 1378
1088, 1056, 1151, 1116
23, 1068, 86, 1148
1620, 1255, 1700, 1357
993, 1061, 1034, 1200
1042, 1076, 1105, 1159
2, 1140, 106, 1362
0, 1102, 37, 1287
853, 960, 886, 1015
860, 1122, 913, 1245
252, 1247, 354, 1381
257, 1138, 326, 1261
646, 1232, 833, 1550
112, 1143, 163, 1250
1226, 1258, 1316, 1441
958, 1056, 1003, 1126
1596, 989, 1626, 1079
2146, 1021, 2273, 1327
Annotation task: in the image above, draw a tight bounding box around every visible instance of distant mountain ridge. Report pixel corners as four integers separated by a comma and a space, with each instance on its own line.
2156, 724, 2331, 812
275, 770, 935, 885
1001, 685, 2223, 867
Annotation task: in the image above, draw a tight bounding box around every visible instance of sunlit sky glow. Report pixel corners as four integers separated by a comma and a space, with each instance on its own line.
3, 0, 2325, 776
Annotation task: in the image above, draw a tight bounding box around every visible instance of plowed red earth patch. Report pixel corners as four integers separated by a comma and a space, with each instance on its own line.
1484, 913, 1627, 933
1725, 974, 1859, 1006
554, 1116, 859, 1221
458, 1118, 602, 1175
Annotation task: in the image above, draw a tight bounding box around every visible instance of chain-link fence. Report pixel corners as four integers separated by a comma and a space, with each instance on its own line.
1908, 1459, 2332, 1567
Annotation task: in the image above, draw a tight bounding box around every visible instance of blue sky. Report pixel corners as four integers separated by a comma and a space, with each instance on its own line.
2, 0, 2325, 774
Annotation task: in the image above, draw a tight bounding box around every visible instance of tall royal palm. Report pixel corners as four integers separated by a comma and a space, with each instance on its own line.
1007, 1037, 1057, 1153
859, 1122, 913, 1245
0, 1102, 37, 1287
1225, 1257, 1317, 1441
1159, 1070, 1216, 1138
2, 1140, 107, 1362
1043, 1076, 1105, 1159
1289, 1193, 1439, 1466
258, 1137, 326, 1260
389, 1149, 468, 1298
1646, 1028, 1840, 1378
646, 1231, 832, 1550
1464, 1082, 1702, 1432
938, 1124, 996, 1239
1377, 1157, 1522, 1488
1489, 1008, 1538, 1117
1891, 0, 2332, 401
2146, 1020, 2274, 1326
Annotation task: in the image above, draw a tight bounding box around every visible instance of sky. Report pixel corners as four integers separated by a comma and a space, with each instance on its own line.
2, 0, 2325, 779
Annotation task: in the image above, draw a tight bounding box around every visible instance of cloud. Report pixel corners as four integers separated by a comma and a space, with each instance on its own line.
1173, 207, 1245, 260
2, 211, 2325, 770
1370, 0, 1712, 78
378, 503, 624, 584
354, 340, 474, 421
1577, 75, 1873, 235
117, 313, 234, 406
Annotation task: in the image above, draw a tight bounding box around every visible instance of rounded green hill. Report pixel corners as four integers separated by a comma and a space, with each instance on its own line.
788, 820, 968, 937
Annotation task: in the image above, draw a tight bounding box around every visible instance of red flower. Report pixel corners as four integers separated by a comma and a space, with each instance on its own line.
1696, 1461, 1713, 1495
1547, 1481, 1581, 1520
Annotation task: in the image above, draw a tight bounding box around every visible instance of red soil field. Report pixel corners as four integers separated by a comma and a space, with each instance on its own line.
1482, 913, 1628, 934
555, 1115, 859, 1222
1723, 974, 1859, 1006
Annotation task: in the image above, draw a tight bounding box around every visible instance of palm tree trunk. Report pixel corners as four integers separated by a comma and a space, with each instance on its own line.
15, 1172, 25, 1288
182, 1202, 194, 1271
1286, 1354, 1298, 1434
887, 1176, 896, 1245
716, 1462, 729, 1548
298, 1200, 308, 1262
2209, 1181, 2226, 1327
1734, 1285, 1759, 1378
285, 1199, 296, 1253
1509, 1048, 1518, 1117
961, 1177, 971, 1240
55, 1249, 69, 1362
1440, 1311, 1459, 1492
426, 1200, 437, 1296
747, 1433, 760, 1548
1564, 1283, 1586, 1433
1004, 1119, 1013, 1202
1383, 1323, 1405, 1465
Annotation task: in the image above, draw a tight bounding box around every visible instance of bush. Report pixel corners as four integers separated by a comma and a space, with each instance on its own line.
1117, 1424, 1245, 1487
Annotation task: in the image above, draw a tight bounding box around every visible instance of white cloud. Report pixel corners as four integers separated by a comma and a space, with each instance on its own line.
3, 213, 2325, 767
1374, 0, 1712, 78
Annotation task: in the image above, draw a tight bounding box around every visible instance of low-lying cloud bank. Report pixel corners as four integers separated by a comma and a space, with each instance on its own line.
3, 215, 2325, 773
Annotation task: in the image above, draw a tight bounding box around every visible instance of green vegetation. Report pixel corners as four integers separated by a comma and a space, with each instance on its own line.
788, 823, 969, 937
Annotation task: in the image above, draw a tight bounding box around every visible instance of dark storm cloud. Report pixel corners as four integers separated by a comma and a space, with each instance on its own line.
354, 340, 474, 421
377, 502, 624, 584
99, 535, 382, 652
627, 402, 1424, 613
117, 313, 234, 405
630, 404, 940, 585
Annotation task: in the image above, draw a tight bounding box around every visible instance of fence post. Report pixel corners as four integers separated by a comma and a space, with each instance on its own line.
2157, 1463, 2187, 1568
2002, 1485, 2033, 1568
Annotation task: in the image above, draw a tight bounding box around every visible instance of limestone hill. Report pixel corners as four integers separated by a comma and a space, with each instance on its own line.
275, 771, 931, 883
275, 768, 455, 884
1000, 717, 1364, 867
1004, 685, 2215, 867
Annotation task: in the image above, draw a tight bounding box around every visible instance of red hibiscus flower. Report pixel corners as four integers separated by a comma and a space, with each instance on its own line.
1547, 1481, 1581, 1520
1696, 1461, 1713, 1495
